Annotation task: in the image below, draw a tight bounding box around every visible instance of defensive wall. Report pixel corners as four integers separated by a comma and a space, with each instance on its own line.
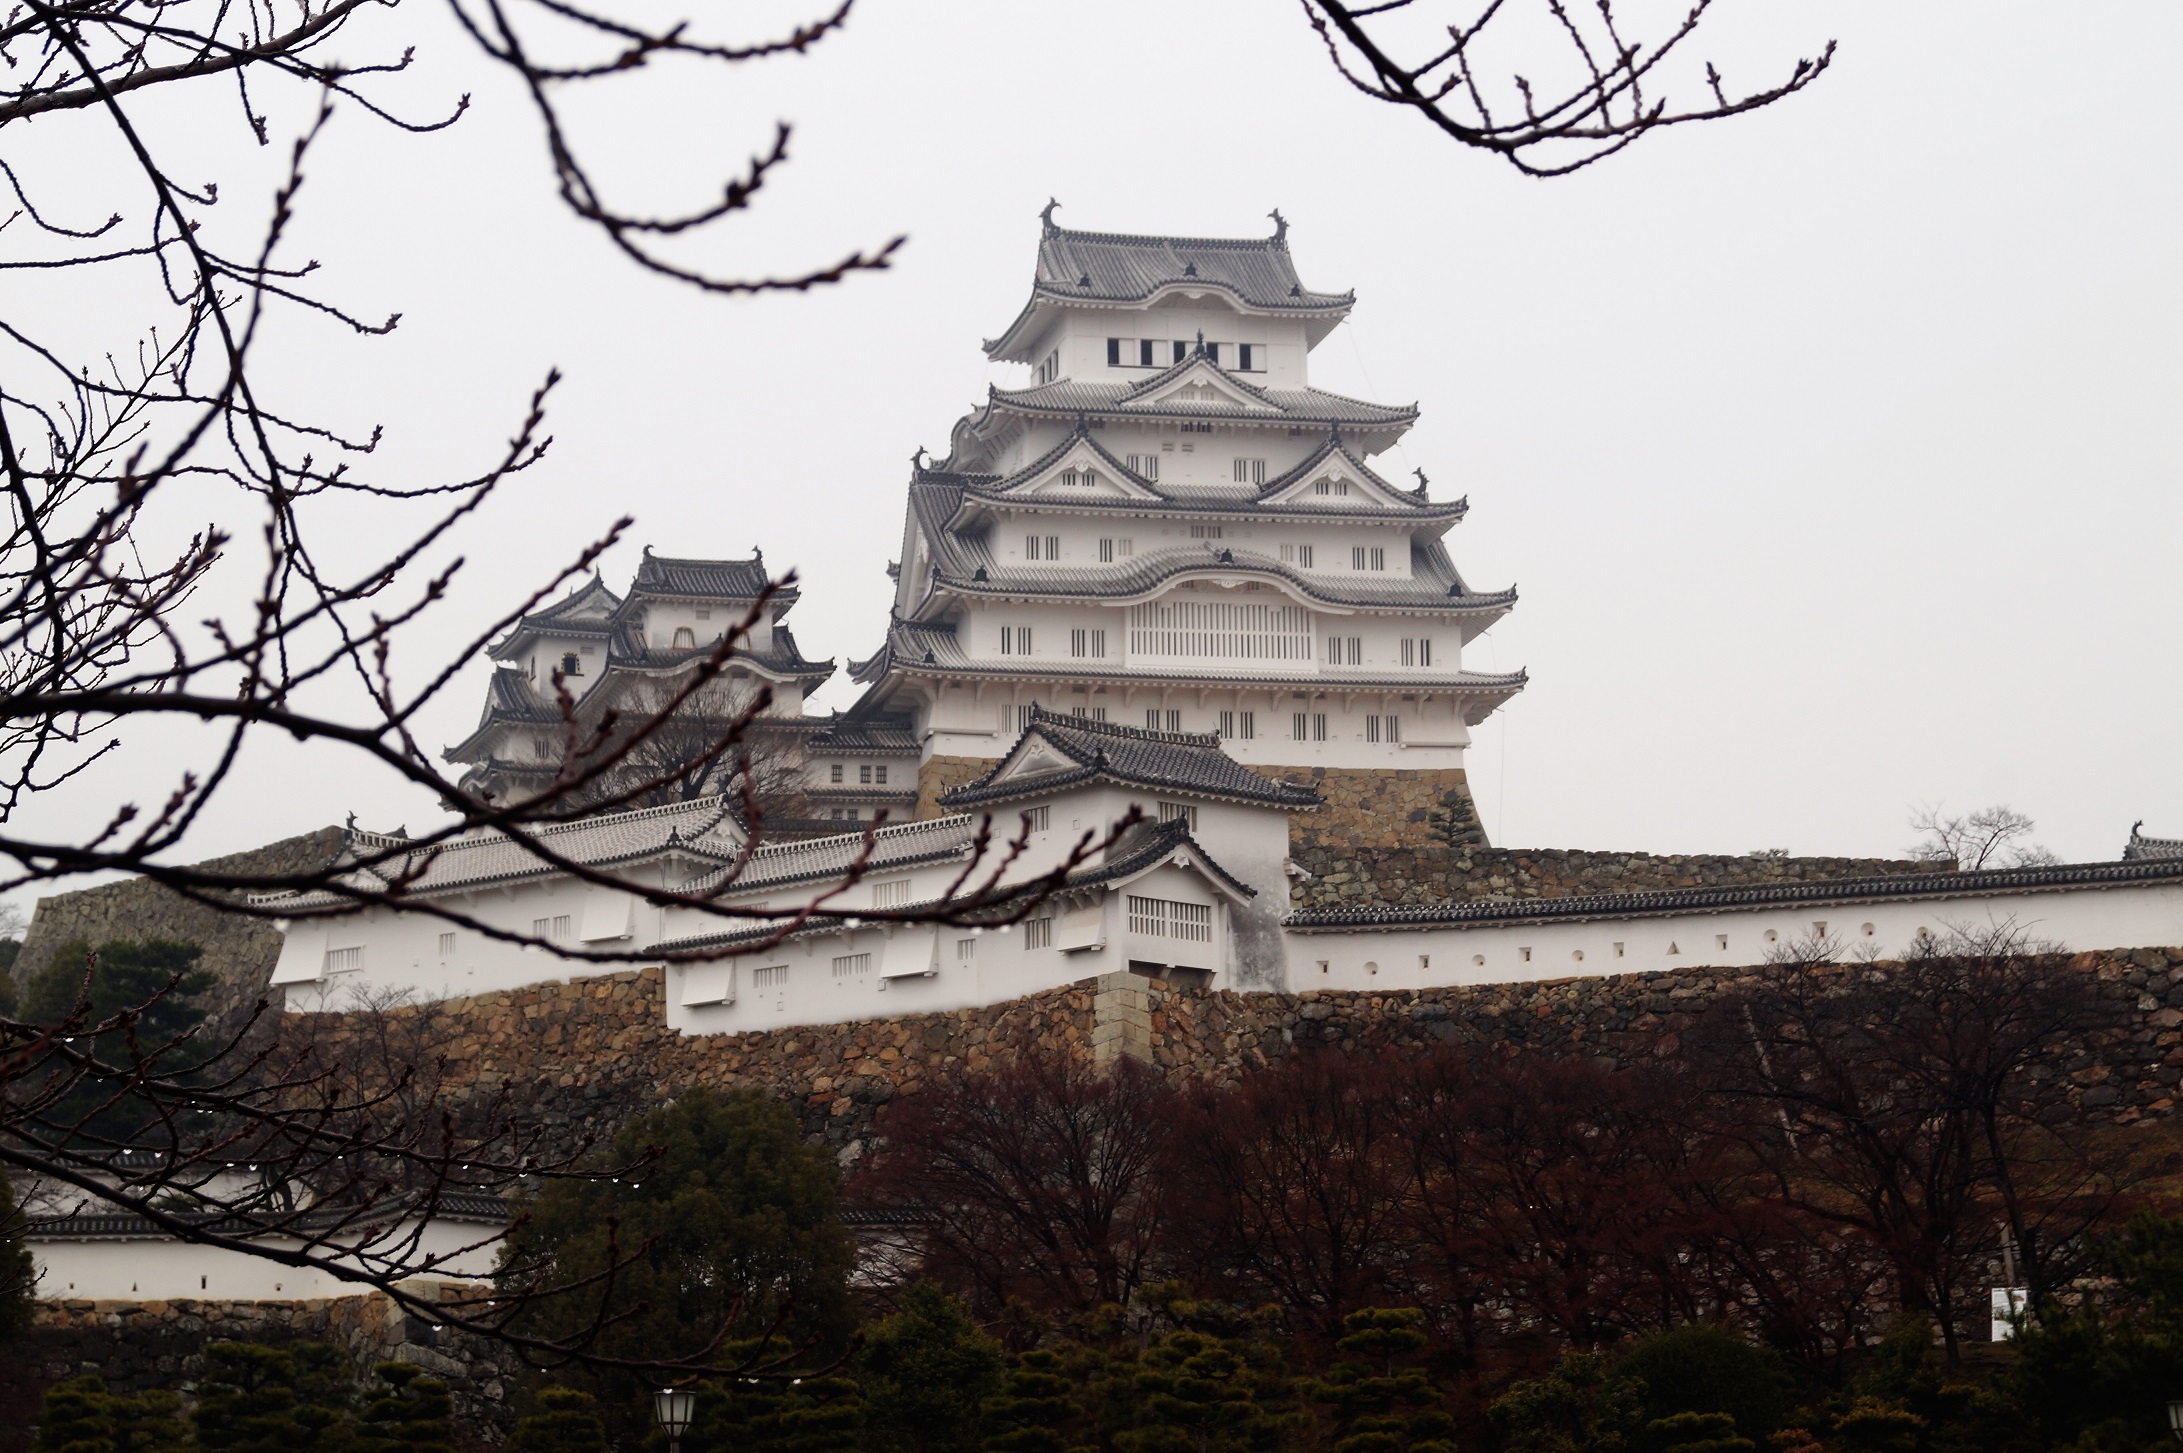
8, 1282, 521, 1453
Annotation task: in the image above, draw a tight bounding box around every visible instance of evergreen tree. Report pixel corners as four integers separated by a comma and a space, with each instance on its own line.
1303, 1308, 1455, 1453
498, 1089, 856, 1446
504, 1388, 610, 1453
982, 1350, 1090, 1453
1617, 1325, 1785, 1446
859, 1282, 1005, 1453
0, 1168, 36, 1345
194, 1341, 357, 1453
1642, 1412, 1753, 1453
677, 1349, 863, 1453
2012, 1211, 2183, 1450
37, 1378, 193, 1453
355, 1363, 454, 1453
1112, 1327, 1297, 1453
35, 1377, 118, 1453
24, 939, 213, 1035
23, 938, 215, 1141
1488, 1353, 1646, 1453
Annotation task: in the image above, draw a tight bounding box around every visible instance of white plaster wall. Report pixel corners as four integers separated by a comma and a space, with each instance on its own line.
1288, 880, 2183, 995
1039, 305, 1314, 390
275, 873, 665, 1010
31, 1217, 500, 1301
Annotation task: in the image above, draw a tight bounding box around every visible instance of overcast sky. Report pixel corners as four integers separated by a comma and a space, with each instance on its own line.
13, 0, 2183, 905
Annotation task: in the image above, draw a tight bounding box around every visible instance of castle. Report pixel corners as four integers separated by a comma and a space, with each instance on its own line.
446, 213, 1519, 841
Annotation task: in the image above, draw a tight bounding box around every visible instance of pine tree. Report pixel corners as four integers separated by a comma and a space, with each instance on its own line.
504, 1388, 610, 1453
35, 1379, 191, 1453
1112, 1327, 1296, 1453
355, 1363, 455, 1453
194, 1341, 357, 1453
679, 1358, 863, 1453
1304, 1308, 1455, 1453
35, 1377, 117, 1453
982, 1350, 1089, 1453
859, 1282, 1005, 1453
1643, 1411, 1754, 1453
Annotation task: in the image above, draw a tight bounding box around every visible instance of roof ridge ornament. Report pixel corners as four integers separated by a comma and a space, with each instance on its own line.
1040, 197, 1061, 233
1194, 329, 1206, 357
1269, 208, 1288, 245
1412, 467, 1430, 496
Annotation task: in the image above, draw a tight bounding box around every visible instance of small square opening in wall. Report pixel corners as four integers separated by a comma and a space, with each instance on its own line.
437, 932, 456, 958
1365, 961, 1379, 976
1418, 954, 1430, 970
1861, 922, 1877, 937
1318, 960, 1330, 975
1472, 954, 1485, 966
1613, 942, 1625, 958
1716, 934, 1729, 950
1519, 947, 1532, 962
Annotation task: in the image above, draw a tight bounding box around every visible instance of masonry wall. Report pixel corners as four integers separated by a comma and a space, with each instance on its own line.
1289, 840, 1937, 910
11, 828, 343, 1024
9, 1282, 521, 1453
277, 945, 2183, 1164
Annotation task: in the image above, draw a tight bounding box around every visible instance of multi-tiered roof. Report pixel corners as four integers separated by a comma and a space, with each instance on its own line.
847, 214, 1526, 716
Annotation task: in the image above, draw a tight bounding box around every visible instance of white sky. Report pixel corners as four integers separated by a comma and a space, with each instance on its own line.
11, 0, 2183, 903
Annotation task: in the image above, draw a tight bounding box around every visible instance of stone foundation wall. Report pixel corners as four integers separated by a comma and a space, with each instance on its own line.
1265, 764, 1485, 852
12, 828, 343, 1025
9, 1282, 521, 1453
915, 754, 998, 818
276, 946, 2183, 1165
1289, 841, 1938, 910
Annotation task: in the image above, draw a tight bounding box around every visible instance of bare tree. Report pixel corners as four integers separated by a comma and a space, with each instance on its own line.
0, 0, 1849, 1366
1299, 0, 1834, 176
1907, 803, 2062, 870
1697, 926, 2157, 1359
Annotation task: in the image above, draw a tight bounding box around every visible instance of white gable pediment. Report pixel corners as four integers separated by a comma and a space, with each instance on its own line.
1138, 361, 1269, 414
1263, 459, 1410, 510
992, 739, 1077, 782
1007, 442, 1162, 501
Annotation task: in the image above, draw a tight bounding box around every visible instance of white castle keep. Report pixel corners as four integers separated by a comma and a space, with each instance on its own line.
836, 210, 1524, 812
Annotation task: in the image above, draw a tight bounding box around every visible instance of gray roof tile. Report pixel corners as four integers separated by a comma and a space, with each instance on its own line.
941, 706, 1322, 811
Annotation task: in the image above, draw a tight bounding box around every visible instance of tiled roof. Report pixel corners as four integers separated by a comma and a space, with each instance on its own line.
2124, 824, 2183, 862
982, 219, 1354, 361
940, 707, 1322, 811
1033, 222, 1351, 311
675, 814, 985, 900
629, 549, 780, 602
488, 576, 623, 655
27, 1192, 509, 1241
857, 616, 1529, 699
810, 714, 923, 756
653, 816, 1255, 953
952, 423, 1462, 523
259, 796, 743, 911
979, 374, 1415, 429
1286, 855, 2183, 932
909, 505, 1513, 613
603, 620, 835, 682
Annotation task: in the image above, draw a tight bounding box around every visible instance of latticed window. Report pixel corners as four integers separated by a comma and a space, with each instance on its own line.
1401, 638, 1433, 668
1128, 600, 1310, 661
1023, 918, 1053, 950
1127, 896, 1212, 942
831, 953, 871, 979
871, 879, 911, 908
753, 965, 789, 989
324, 946, 364, 974
1070, 628, 1106, 658
1159, 802, 1199, 830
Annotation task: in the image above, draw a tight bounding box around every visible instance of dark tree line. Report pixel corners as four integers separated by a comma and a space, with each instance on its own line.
853, 934, 2172, 1377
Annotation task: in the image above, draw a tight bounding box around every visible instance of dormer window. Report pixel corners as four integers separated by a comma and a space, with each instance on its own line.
671, 627, 696, 649
560, 652, 582, 676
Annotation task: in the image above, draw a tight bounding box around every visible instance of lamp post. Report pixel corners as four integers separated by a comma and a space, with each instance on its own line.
2165, 1400, 2183, 1443
653, 1387, 696, 1453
